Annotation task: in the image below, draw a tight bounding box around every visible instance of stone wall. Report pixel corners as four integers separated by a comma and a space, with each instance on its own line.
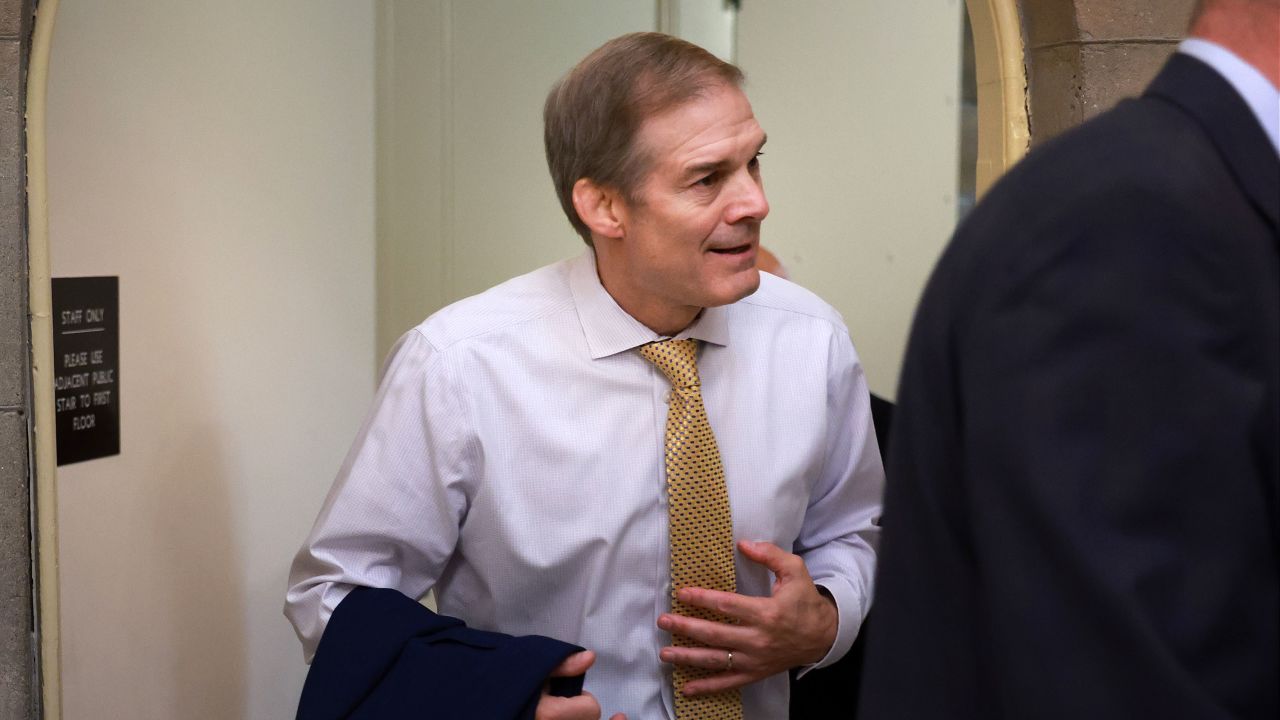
1021, 0, 1198, 145
0, 0, 34, 717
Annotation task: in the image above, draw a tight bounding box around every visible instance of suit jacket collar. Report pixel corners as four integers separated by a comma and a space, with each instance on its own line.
1146, 53, 1280, 234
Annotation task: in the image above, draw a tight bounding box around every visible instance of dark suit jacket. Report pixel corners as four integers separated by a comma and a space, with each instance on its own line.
858, 54, 1279, 719
296, 587, 584, 720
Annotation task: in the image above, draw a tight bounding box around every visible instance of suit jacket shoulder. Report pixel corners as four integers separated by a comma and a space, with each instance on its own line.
938, 52, 1278, 335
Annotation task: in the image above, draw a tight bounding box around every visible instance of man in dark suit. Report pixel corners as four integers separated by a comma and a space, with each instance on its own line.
858, 1, 1278, 718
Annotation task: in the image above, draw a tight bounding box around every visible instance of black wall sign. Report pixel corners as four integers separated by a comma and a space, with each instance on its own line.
52, 277, 120, 465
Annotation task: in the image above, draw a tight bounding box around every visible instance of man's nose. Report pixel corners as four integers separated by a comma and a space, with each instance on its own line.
724, 172, 769, 224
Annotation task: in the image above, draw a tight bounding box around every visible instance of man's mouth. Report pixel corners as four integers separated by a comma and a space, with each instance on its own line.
708, 244, 752, 255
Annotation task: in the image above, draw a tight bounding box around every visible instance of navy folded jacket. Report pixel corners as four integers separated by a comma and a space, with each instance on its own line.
297, 587, 585, 720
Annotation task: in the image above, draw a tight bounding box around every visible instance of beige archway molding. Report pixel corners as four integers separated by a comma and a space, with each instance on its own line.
28, 0, 61, 716
966, 0, 1031, 196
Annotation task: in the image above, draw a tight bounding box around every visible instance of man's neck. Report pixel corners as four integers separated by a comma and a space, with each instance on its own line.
1191, 1, 1280, 87
592, 252, 702, 337
601, 275, 701, 337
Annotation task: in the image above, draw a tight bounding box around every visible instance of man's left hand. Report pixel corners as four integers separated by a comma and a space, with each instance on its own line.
656, 540, 838, 695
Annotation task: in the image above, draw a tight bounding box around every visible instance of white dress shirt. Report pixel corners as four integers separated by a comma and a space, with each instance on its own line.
285, 249, 884, 719
1179, 37, 1280, 157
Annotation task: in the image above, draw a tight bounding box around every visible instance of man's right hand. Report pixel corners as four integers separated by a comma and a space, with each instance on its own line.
534, 650, 626, 720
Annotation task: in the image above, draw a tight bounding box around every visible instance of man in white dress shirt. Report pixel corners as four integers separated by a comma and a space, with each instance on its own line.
286, 32, 884, 719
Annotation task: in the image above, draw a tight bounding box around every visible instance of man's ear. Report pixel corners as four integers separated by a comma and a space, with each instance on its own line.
572, 178, 626, 240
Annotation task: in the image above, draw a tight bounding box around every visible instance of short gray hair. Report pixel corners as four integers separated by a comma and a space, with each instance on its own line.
543, 33, 744, 245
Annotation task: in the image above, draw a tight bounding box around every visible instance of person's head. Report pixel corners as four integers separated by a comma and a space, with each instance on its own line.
545, 33, 769, 335
544, 32, 746, 245
1189, 0, 1280, 85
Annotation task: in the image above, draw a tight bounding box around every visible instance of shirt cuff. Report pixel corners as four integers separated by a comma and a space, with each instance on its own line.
795, 576, 865, 678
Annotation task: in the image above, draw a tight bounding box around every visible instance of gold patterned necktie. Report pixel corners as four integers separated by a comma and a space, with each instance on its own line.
638, 339, 743, 720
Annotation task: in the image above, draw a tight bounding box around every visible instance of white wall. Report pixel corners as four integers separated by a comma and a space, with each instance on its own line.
45, 2, 375, 718
738, 0, 964, 398
376, 0, 660, 357
377, 1, 965, 398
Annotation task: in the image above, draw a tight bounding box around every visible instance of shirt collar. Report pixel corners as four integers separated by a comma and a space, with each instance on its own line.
568, 248, 731, 359
1179, 38, 1280, 158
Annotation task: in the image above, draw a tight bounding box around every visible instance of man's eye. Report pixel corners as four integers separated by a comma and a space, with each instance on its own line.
749, 152, 764, 169
696, 173, 719, 187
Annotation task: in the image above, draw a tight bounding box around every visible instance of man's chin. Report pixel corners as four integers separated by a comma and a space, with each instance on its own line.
705, 268, 761, 307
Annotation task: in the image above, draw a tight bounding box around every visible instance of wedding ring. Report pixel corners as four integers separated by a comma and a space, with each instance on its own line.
726, 650, 734, 671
